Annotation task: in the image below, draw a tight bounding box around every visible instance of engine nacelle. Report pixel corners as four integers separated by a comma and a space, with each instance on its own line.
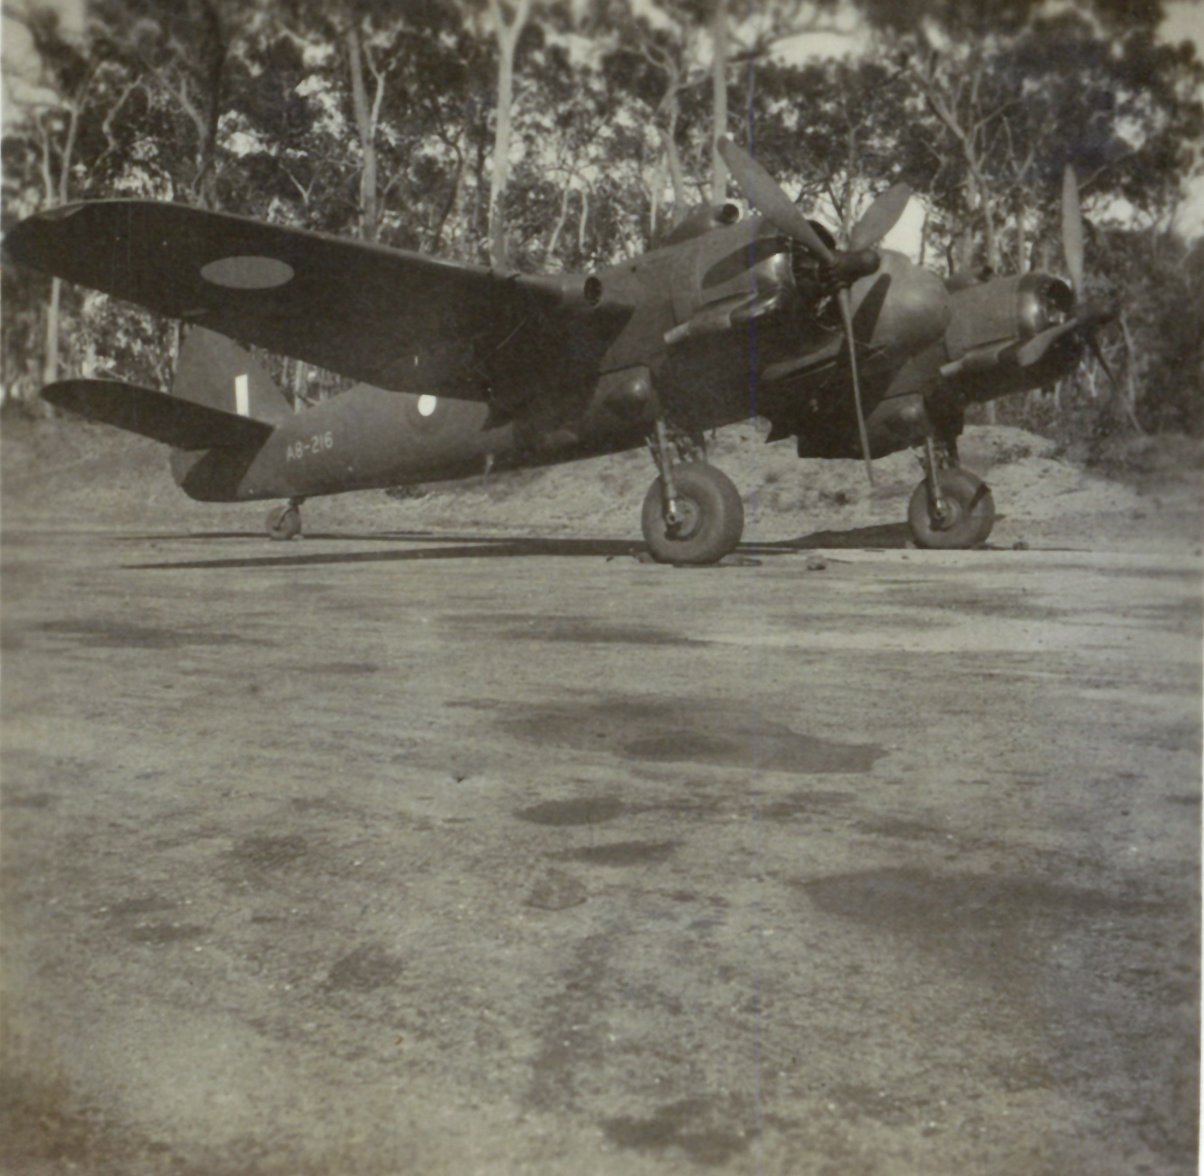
945, 272, 1074, 362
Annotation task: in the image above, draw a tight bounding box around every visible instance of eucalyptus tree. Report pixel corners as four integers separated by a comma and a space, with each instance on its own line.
1, 2, 159, 392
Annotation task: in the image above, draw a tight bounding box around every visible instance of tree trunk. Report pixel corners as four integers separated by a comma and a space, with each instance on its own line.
710, 0, 728, 202
659, 124, 688, 214
546, 180, 572, 263
347, 26, 379, 242
191, 0, 226, 210
43, 278, 61, 388
1117, 313, 1146, 434
487, 0, 532, 270
1014, 195, 1027, 272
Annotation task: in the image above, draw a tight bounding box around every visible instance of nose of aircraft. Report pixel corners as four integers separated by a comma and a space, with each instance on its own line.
854, 250, 950, 360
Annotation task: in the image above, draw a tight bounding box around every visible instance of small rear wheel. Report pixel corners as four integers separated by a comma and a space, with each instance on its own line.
641, 463, 744, 565
908, 468, 995, 549
266, 503, 302, 541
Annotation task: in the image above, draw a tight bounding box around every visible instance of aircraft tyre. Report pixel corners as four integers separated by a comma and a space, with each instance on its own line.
266, 503, 302, 541
641, 463, 744, 565
908, 468, 995, 549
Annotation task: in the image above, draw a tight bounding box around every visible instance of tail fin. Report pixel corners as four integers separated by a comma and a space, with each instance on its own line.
173, 327, 292, 425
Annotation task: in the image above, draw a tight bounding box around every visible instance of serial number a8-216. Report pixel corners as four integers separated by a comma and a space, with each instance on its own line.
286, 432, 334, 462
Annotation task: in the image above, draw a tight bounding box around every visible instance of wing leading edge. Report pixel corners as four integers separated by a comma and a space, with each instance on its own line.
5, 201, 577, 401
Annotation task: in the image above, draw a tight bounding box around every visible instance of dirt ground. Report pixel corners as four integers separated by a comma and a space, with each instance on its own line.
1, 420, 1200, 1174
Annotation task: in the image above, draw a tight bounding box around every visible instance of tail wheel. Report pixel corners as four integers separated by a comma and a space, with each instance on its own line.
641, 463, 744, 565
266, 503, 302, 541
907, 468, 995, 549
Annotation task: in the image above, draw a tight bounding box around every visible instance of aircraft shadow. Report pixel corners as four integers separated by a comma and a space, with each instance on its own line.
128, 534, 647, 571
762, 522, 913, 550
123, 522, 924, 571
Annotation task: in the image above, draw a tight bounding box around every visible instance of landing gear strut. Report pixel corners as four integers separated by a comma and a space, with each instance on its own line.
907, 437, 995, 549
266, 497, 305, 541
641, 418, 743, 565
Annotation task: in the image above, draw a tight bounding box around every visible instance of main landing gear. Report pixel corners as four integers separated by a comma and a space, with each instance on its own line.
907, 435, 995, 548
266, 497, 305, 540
641, 418, 744, 565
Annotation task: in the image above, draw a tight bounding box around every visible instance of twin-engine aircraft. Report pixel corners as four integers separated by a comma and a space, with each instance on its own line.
4, 140, 1112, 562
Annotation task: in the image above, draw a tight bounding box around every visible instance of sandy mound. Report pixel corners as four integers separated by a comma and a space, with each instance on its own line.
2, 413, 1199, 553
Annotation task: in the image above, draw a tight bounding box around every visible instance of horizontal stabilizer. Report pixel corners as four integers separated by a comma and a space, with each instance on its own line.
42, 380, 275, 450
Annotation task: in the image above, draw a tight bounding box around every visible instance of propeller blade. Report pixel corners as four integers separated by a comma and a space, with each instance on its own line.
718, 136, 835, 264
851, 273, 891, 345
838, 287, 875, 484
848, 184, 912, 252
1062, 165, 1085, 297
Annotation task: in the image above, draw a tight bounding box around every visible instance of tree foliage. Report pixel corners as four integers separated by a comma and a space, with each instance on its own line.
2, 0, 1201, 437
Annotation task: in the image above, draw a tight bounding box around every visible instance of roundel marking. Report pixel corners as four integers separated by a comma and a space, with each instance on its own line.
200, 255, 295, 290
417, 394, 438, 417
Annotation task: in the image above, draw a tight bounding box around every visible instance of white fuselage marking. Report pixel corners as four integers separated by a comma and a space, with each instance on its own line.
235, 373, 249, 417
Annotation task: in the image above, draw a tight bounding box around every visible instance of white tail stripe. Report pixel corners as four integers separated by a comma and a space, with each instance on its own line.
234, 373, 249, 417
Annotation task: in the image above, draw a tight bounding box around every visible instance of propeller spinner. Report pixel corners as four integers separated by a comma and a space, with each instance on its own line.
718, 136, 911, 483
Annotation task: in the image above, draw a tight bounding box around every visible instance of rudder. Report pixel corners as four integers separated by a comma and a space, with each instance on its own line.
173, 327, 292, 426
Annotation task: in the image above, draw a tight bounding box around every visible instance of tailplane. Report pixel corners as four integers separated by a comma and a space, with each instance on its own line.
40, 327, 290, 450
41, 380, 274, 450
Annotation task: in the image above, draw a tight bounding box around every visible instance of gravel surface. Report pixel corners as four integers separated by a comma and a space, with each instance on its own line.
1, 419, 1200, 1174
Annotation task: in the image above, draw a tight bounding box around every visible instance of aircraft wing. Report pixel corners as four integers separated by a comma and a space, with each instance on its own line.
5, 201, 576, 401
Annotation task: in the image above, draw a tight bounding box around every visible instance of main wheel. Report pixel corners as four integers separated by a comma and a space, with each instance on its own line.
907, 468, 995, 549
266, 503, 302, 541
641, 463, 744, 565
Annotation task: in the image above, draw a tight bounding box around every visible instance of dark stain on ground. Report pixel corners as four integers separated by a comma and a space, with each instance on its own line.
515, 797, 624, 826
0, 1073, 203, 1176
126, 923, 206, 944
325, 944, 405, 992
525, 933, 611, 1112
451, 612, 708, 646
4, 790, 57, 809
307, 661, 381, 675
1044, 561, 1203, 582
105, 896, 176, 918
504, 698, 883, 775
37, 619, 249, 649
289, 796, 346, 813
891, 585, 1060, 620
526, 867, 588, 910
600, 1098, 752, 1166
229, 834, 309, 870
511, 619, 708, 646
1121, 600, 1203, 630
756, 790, 853, 819
851, 816, 966, 844
827, 1082, 928, 1127
552, 840, 678, 866
800, 867, 1160, 972
627, 727, 877, 773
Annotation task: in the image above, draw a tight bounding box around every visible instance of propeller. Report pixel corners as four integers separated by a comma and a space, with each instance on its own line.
1061, 165, 1086, 301
1032, 166, 1125, 402
718, 136, 911, 483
